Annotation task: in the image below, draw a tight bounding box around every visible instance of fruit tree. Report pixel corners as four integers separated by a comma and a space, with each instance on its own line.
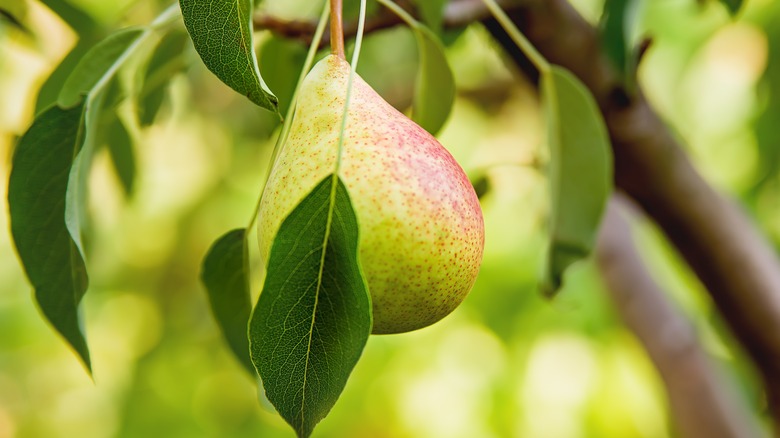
1, 0, 779, 437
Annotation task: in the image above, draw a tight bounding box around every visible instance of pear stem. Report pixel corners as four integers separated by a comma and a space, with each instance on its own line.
330, 0, 346, 58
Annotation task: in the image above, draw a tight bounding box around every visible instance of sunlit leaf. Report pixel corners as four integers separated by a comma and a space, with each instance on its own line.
541, 66, 613, 296
8, 103, 91, 372
250, 174, 371, 438
201, 229, 254, 375
179, 0, 279, 112
58, 28, 145, 108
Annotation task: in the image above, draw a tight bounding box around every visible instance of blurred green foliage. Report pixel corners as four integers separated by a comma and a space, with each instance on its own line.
1, 0, 778, 437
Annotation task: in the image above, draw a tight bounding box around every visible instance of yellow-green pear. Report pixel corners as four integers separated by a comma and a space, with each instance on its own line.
258, 54, 484, 334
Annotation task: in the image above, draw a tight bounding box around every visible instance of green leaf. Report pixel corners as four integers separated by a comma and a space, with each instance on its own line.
8, 103, 91, 372
179, 0, 279, 112
343, 0, 379, 20
259, 36, 308, 116
599, 0, 629, 79
541, 66, 613, 296
137, 29, 189, 126
37, 41, 99, 112
249, 174, 371, 438
411, 0, 448, 34
103, 115, 137, 197
40, 0, 98, 31
752, 25, 780, 193
59, 25, 156, 246
411, 25, 456, 135
35, 0, 103, 111
470, 173, 491, 200
65, 91, 105, 257
58, 28, 146, 108
377, 0, 455, 135
719, 0, 743, 15
201, 229, 254, 375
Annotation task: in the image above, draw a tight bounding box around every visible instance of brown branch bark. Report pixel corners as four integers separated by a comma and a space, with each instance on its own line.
597, 195, 767, 438
254, 0, 780, 432
253, 0, 520, 49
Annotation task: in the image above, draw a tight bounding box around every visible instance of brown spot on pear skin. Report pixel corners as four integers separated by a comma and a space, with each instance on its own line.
258, 55, 485, 334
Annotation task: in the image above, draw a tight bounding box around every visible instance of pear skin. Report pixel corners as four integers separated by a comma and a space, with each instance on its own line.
258, 54, 484, 334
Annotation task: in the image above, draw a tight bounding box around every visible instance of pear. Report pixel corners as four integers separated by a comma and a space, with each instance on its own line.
258, 54, 484, 334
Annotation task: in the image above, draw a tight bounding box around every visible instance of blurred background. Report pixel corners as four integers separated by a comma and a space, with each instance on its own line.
1, 0, 779, 436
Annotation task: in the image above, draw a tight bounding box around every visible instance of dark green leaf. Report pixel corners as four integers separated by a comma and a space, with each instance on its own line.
541, 66, 613, 296
138, 83, 167, 127
8, 103, 91, 372
259, 36, 307, 116
201, 229, 254, 375
250, 175, 371, 438
58, 28, 145, 108
599, 0, 629, 80
138, 30, 189, 126
470, 173, 491, 200
104, 116, 136, 197
440, 26, 467, 47
179, 0, 279, 112
719, 0, 743, 15
90, 78, 135, 197
411, 25, 455, 135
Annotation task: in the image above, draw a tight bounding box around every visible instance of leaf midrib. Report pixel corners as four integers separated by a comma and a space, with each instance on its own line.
300, 174, 340, 432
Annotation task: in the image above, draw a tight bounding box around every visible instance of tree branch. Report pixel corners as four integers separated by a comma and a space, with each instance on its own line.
597, 195, 767, 438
